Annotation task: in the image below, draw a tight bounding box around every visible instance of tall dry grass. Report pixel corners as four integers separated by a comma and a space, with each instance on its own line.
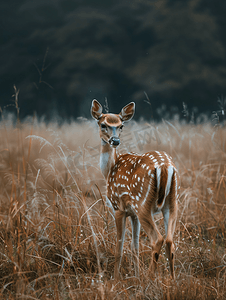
0, 107, 225, 299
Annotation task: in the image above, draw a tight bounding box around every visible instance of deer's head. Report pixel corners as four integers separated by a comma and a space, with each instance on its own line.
91, 99, 135, 148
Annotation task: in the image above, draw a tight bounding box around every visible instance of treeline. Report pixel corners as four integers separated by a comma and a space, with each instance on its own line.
1, 0, 226, 120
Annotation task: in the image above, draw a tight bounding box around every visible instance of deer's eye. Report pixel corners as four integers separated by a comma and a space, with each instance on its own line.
101, 124, 107, 130
119, 125, 124, 130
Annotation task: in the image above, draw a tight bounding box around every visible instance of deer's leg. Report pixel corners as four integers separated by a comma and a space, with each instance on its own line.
114, 210, 127, 280
130, 215, 140, 277
139, 214, 164, 275
162, 201, 177, 279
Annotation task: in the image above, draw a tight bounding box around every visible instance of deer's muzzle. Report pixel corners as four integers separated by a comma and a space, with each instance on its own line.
109, 136, 120, 147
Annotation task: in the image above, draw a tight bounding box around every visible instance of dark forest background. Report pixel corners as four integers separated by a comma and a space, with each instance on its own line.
1, 0, 226, 120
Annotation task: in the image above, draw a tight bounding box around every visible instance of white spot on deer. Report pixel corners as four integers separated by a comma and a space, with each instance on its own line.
136, 196, 139, 201
164, 152, 172, 163
120, 191, 129, 197
138, 177, 140, 182
148, 170, 151, 176
138, 192, 142, 197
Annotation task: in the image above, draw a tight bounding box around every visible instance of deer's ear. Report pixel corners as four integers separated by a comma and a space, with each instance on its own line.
119, 102, 135, 122
91, 99, 103, 120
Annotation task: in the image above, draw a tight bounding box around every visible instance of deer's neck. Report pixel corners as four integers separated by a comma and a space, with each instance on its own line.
100, 139, 117, 179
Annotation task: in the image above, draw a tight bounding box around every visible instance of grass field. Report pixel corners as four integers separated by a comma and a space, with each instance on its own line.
0, 107, 225, 299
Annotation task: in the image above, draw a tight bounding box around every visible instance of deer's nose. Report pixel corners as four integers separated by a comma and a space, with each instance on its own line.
109, 136, 120, 147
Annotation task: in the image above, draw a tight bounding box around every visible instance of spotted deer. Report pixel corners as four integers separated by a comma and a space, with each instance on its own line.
91, 99, 179, 280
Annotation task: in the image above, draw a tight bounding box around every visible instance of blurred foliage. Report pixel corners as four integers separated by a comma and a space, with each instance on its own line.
1, 0, 226, 119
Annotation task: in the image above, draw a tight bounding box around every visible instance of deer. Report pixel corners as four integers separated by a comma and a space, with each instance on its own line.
91, 99, 179, 280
